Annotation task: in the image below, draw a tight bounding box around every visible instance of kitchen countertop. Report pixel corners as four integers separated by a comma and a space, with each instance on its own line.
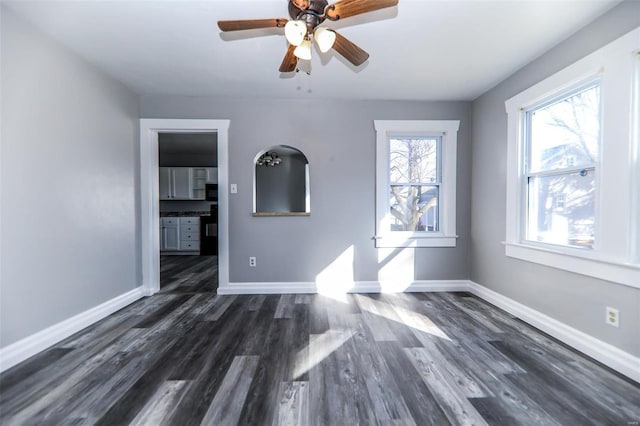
160, 211, 211, 217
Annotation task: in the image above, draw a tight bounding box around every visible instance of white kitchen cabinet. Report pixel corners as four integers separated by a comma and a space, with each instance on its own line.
159, 168, 172, 200
191, 168, 210, 200
173, 168, 191, 199
160, 167, 216, 200
159, 167, 191, 200
179, 217, 200, 251
160, 217, 179, 251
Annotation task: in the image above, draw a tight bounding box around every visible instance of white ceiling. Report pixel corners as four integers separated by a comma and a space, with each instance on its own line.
3, 0, 621, 101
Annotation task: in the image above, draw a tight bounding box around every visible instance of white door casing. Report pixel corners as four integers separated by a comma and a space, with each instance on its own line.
139, 119, 230, 295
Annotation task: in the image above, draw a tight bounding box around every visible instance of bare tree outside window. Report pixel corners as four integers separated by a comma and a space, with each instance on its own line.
389, 137, 439, 232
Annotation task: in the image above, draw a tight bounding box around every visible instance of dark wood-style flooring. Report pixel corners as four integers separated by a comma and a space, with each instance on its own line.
160, 255, 218, 294
1, 256, 639, 425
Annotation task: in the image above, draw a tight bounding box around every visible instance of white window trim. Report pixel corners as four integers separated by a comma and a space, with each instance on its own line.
374, 120, 460, 248
505, 27, 640, 289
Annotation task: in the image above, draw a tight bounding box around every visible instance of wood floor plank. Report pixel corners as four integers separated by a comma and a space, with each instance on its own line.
491, 339, 638, 424
273, 381, 309, 426
377, 341, 451, 425
202, 295, 237, 321
163, 298, 265, 425
200, 355, 260, 426
238, 305, 309, 425
274, 294, 297, 319
94, 322, 216, 426
128, 380, 191, 426
247, 294, 267, 312
354, 294, 400, 341
404, 347, 489, 426
329, 312, 417, 425
294, 294, 313, 305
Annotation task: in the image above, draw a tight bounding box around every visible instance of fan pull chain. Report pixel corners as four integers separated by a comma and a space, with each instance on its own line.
295, 60, 312, 93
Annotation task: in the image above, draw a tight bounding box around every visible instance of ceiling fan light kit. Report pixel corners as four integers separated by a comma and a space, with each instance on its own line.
294, 38, 313, 60
284, 20, 306, 46
314, 27, 336, 53
217, 0, 399, 73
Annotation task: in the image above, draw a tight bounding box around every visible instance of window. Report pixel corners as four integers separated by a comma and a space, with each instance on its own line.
375, 120, 459, 248
524, 82, 600, 249
505, 27, 640, 288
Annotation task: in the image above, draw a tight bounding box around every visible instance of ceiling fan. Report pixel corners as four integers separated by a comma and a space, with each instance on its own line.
217, 0, 399, 73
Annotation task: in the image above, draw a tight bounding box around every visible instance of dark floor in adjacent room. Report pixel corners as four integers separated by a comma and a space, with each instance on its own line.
160, 255, 218, 294
1, 258, 638, 425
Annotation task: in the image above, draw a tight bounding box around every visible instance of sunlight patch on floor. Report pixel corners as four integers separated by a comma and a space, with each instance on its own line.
293, 329, 355, 379
357, 294, 452, 342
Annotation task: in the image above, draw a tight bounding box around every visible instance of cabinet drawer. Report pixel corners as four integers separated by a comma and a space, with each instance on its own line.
162, 217, 178, 226
179, 240, 199, 251
180, 231, 200, 241
179, 217, 199, 226
180, 224, 199, 234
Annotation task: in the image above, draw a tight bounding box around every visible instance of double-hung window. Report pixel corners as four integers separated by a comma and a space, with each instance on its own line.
375, 120, 459, 248
505, 27, 640, 288
524, 82, 600, 249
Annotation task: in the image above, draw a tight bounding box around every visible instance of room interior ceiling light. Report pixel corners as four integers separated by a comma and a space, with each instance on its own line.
314, 27, 336, 53
284, 20, 306, 46
218, 0, 399, 73
294, 39, 312, 61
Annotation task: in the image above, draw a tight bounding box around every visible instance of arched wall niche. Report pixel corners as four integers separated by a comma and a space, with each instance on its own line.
253, 145, 310, 216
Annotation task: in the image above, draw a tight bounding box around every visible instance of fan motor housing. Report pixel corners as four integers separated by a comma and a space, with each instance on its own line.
288, 0, 329, 30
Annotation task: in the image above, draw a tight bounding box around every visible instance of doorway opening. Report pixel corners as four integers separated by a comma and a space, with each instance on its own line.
158, 132, 218, 293
139, 119, 230, 296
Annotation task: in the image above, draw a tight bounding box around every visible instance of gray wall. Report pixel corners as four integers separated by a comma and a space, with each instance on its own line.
0, 7, 140, 347
470, 1, 640, 356
141, 97, 472, 283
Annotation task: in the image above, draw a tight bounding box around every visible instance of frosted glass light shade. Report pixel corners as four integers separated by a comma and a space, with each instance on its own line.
294, 39, 312, 60
314, 27, 336, 53
285, 20, 306, 46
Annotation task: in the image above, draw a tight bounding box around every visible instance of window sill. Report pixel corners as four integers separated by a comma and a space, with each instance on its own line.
376, 235, 457, 248
504, 242, 640, 289
252, 212, 310, 217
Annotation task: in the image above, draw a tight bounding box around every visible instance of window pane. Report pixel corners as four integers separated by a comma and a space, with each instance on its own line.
527, 170, 595, 248
390, 185, 439, 232
529, 84, 600, 172
389, 137, 438, 184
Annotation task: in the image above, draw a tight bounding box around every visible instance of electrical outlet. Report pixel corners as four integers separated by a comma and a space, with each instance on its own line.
249, 257, 256, 267
606, 307, 619, 328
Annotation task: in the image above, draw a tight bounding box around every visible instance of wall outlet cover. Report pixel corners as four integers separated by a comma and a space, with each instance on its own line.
605, 307, 620, 328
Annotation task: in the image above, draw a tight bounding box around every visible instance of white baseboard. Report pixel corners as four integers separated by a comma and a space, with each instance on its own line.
218, 280, 470, 295
0, 287, 146, 373
218, 282, 317, 295
468, 281, 640, 383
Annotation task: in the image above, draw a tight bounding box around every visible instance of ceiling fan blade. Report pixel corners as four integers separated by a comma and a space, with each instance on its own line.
332, 31, 369, 66
279, 44, 298, 72
325, 0, 398, 21
218, 18, 288, 32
